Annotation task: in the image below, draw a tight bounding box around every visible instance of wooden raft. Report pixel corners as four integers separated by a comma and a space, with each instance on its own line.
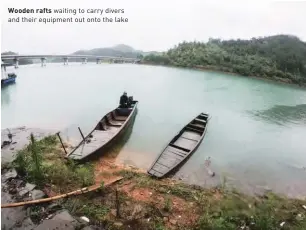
148, 113, 209, 178
67, 101, 138, 161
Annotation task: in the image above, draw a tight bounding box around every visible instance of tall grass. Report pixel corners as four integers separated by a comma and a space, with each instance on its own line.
13, 134, 94, 191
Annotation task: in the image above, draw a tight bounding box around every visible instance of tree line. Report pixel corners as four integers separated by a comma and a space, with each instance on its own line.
141, 35, 306, 85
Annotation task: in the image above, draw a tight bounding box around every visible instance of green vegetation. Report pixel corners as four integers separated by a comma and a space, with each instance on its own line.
163, 195, 172, 212
13, 134, 94, 191
11, 138, 306, 229
114, 169, 306, 229
142, 35, 306, 86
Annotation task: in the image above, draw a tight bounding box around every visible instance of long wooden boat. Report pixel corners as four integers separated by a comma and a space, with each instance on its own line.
147, 113, 209, 178
67, 100, 138, 161
1, 61, 17, 87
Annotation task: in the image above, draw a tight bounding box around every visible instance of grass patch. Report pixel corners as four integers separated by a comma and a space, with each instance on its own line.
163, 195, 172, 212
112, 169, 306, 229
195, 191, 306, 230
13, 134, 95, 192
63, 196, 110, 220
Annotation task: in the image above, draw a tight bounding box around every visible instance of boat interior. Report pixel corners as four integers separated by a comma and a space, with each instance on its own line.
170, 113, 208, 152
68, 101, 137, 160
147, 113, 209, 177
95, 101, 137, 131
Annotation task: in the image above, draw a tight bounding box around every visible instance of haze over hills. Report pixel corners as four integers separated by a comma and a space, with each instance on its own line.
71, 44, 162, 58
1, 45, 162, 64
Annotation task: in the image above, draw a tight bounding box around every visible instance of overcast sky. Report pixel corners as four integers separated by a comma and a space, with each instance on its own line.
1, 0, 306, 54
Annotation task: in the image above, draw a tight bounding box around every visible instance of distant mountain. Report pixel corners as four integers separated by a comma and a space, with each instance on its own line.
72, 44, 164, 57
48, 44, 161, 62
1, 46, 161, 64
111, 44, 136, 53
72, 47, 140, 58
1, 51, 33, 65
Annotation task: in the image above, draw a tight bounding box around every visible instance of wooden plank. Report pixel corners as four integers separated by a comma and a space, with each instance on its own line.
194, 118, 206, 123
181, 130, 201, 140
189, 123, 205, 130
151, 162, 169, 174
165, 146, 189, 156
173, 137, 197, 150
112, 112, 128, 121
69, 129, 119, 159
163, 150, 185, 159
148, 169, 163, 177
114, 116, 127, 121
185, 127, 203, 134
158, 155, 180, 168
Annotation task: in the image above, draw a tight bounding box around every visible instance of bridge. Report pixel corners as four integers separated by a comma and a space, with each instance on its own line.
1, 54, 141, 68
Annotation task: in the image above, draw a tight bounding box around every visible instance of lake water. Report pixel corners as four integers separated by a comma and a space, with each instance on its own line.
2, 63, 306, 198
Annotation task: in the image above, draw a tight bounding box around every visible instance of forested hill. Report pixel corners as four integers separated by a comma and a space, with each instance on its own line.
142, 35, 306, 86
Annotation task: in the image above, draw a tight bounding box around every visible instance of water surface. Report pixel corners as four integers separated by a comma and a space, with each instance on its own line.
2, 63, 306, 197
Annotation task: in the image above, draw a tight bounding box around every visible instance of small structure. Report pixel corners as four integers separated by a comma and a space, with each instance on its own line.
1, 61, 17, 87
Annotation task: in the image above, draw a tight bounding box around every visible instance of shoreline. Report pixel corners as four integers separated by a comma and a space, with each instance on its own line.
1, 128, 306, 229
6, 62, 306, 89
2, 127, 306, 199
139, 62, 306, 89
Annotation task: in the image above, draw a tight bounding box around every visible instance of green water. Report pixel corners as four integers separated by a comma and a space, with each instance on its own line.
2, 63, 306, 197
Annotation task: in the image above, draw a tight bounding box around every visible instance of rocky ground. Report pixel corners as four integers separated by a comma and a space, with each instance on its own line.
1, 127, 55, 166
1, 127, 96, 230
1, 168, 96, 230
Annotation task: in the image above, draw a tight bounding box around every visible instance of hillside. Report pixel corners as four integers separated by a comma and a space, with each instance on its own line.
142, 35, 306, 86
49, 44, 144, 63
1, 51, 33, 65
111, 44, 137, 53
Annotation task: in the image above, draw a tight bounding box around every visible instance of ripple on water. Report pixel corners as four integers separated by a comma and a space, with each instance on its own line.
247, 104, 306, 126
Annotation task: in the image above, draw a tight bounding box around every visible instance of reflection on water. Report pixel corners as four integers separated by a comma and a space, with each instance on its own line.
1, 87, 12, 106
248, 104, 306, 126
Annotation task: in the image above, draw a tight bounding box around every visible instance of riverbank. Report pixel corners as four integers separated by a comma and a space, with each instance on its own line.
1, 129, 306, 229
139, 61, 306, 89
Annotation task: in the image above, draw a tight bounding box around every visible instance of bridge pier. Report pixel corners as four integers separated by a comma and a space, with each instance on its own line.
63, 58, 69, 65
40, 58, 46, 67
14, 58, 19, 69
1, 55, 139, 67
82, 58, 87, 64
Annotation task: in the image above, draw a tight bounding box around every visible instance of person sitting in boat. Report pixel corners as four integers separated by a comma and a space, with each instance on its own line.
119, 91, 128, 108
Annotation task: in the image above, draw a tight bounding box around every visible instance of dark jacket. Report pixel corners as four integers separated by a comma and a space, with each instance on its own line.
120, 94, 128, 106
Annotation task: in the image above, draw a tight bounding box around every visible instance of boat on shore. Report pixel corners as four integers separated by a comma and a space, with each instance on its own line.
66, 98, 138, 161
147, 113, 210, 178
1, 62, 17, 87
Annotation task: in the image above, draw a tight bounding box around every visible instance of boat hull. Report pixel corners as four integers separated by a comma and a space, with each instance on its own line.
80, 107, 138, 162
147, 113, 210, 178
1, 76, 16, 86
67, 101, 138, 161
